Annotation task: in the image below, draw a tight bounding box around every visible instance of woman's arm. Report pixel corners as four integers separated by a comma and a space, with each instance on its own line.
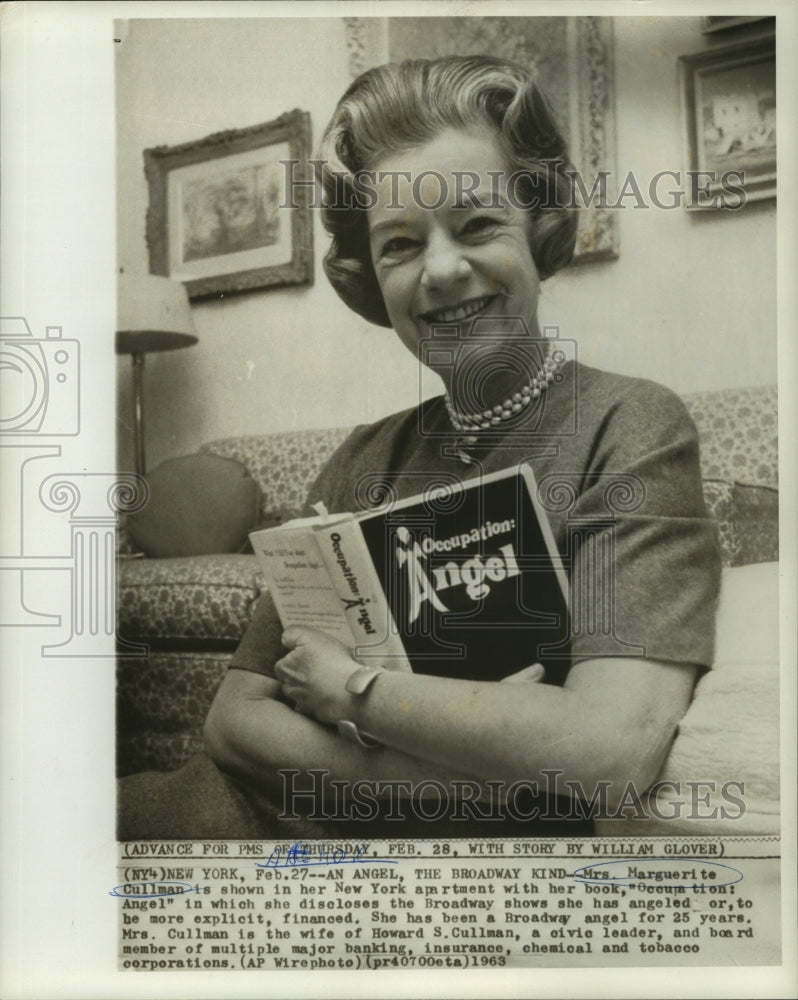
204, 666, 494, 798
204, 593, 501, 795
353, 655, 696, 801
273, 627, 697, 806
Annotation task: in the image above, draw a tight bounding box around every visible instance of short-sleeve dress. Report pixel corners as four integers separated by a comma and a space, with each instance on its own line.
227, 362, 721, 837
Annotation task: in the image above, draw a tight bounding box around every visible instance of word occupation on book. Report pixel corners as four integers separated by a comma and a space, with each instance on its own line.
249, 464, 571, 683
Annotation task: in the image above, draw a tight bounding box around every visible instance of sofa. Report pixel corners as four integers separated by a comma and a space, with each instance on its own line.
117, 384, 780, 833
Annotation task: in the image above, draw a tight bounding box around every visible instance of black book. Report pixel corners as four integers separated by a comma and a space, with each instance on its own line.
250, 464, 570, 684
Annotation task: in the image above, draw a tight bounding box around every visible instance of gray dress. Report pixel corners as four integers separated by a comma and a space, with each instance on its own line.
274, 361, 721, 677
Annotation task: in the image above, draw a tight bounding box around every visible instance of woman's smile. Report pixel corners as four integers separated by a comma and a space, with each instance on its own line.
419, 293, 499, 325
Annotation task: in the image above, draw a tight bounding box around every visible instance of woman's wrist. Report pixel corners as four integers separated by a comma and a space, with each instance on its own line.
336, 665, 386, 748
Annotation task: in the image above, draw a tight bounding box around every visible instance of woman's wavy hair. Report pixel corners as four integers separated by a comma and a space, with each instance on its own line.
317, 55, 579, 327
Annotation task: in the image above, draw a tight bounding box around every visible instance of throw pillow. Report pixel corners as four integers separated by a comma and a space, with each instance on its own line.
732, 483, 779, 566
127, 453, 260, 558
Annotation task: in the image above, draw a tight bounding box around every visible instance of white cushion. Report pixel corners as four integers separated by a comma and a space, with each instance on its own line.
596, 562, 780, 836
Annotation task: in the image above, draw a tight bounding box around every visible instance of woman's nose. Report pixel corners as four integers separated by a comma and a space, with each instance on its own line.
420, 232, 471, 291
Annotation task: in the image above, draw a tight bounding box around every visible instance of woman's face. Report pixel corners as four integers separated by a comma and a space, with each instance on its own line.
367, 126, 542, 380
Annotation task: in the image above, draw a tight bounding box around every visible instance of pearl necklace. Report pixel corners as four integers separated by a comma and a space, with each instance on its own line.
444, 349, 564, 432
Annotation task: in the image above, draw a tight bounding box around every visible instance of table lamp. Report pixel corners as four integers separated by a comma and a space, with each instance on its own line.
116, 274, 198, 475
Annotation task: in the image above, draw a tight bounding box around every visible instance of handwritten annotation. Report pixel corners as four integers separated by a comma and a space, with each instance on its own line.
110, 880, 198, 899
573, 858, 743, 890
257, 842, 397, 869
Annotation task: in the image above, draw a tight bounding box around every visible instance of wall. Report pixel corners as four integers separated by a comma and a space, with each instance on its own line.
543, 16, 776, 388
116, 15, 777, 473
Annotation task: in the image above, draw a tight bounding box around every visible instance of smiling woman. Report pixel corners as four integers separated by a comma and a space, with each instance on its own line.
124, 56, 721, 840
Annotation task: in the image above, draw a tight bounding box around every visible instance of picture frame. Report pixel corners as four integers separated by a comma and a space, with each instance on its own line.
680, 34, 776, 209
701, 16, 774, 35
144, 109, 314, 300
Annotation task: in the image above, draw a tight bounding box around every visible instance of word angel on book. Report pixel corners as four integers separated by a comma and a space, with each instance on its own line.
249, 465, 570, 682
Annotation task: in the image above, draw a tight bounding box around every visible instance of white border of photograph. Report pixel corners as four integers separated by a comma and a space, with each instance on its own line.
1, 2, 796, 1000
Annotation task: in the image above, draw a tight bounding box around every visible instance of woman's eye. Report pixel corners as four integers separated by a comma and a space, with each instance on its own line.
460, 217, 497, 238
380, 236, 419, 258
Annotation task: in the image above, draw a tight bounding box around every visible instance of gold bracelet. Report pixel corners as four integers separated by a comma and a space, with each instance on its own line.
344, 665, 385, 695
336, 719, 381, 749
337, 665, 385, 748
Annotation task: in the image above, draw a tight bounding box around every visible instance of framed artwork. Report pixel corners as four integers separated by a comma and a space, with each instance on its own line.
144, 109, 314, 300
702, 16, 774, 35
680, 34, 776, 209
345, 15, 619, 266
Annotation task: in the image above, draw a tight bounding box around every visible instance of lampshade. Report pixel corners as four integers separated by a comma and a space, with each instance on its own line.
117, 273, 195, 339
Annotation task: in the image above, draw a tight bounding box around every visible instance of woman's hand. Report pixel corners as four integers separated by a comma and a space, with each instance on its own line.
501, 663, 545, 683
274, 627, 545, 725
204, 593, 512, 798
274, 626, 358, 725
